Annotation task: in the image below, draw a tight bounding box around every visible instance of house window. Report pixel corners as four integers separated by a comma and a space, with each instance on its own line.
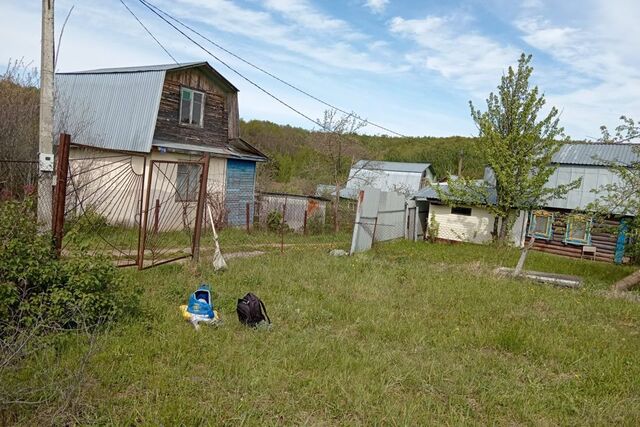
451, 206, 472, 216
528, 210, 553, 239
180, 88, 205, 127
175, 163, 200, 202
564, 215, 592, 245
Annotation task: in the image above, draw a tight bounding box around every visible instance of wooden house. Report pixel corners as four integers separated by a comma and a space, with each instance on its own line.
411, 143, 638, 263
54, 62, 267, 230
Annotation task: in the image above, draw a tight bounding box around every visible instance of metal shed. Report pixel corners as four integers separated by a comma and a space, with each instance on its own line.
345, 160, 434, 198
257, 192, 328, 232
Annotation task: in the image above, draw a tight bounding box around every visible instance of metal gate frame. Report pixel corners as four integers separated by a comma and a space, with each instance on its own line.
138, 154, 209, 269
52, 133, 210, 269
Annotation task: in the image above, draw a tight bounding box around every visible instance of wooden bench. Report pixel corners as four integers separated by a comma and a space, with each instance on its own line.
581, 246, 597, 260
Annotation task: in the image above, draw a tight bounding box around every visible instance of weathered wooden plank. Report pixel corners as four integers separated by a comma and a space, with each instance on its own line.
153, 69, 230, 148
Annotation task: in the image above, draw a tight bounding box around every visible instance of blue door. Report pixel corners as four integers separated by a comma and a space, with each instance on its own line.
614, 219, 628, 264
225, 159, 256, 227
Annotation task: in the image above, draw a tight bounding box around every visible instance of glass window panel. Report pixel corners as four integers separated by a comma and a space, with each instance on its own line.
188, 165, 200, 200
180, 98, 191, 124
570, 220, 587, 240
533, 216, 549, 234
176, 165, 188, 201
192, 97, 202, 126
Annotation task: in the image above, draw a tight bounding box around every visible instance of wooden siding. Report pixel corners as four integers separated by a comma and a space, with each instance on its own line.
225, 159, 255, 227
531, 212, 623, 263
153, 68, 230, 148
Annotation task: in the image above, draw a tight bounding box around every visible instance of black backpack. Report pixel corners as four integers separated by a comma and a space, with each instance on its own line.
236, 293, 270, 327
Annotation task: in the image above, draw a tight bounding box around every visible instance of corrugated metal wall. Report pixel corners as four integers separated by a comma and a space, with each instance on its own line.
544, 165, 623, 210
225, 159, 255, 226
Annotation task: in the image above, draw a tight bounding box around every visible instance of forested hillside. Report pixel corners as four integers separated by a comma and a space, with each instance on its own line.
240, 119, 485, 194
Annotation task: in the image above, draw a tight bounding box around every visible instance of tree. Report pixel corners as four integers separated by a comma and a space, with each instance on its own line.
589, 116, 640, 291
442, 54, 580, 244
0, 59, 39, 161
313, 109, 367, 232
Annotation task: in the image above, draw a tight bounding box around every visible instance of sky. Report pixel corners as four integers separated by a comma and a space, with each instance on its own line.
1, 0, 639, 139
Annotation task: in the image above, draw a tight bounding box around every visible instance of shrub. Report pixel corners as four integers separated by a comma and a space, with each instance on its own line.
266, 210, 284, 233
307, 212, 325, 235
427, 215, 439, 243
0, 198, 135, 332
64, 206, 109, 234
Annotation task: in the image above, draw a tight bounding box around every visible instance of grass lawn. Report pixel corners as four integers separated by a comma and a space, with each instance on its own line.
63, 225, 352, 261
9, 241, 640, 425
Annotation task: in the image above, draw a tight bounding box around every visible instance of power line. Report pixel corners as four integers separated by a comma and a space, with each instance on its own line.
138, 0, 407, 137
134, 0, 339, 133
119, 0, 179, 65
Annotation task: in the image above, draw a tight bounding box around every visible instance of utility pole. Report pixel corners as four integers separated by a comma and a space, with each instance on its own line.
457, 149, 464, 177
38, 0, 55, 230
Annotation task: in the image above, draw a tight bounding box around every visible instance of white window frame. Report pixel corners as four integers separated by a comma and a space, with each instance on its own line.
179, 87, 205, 127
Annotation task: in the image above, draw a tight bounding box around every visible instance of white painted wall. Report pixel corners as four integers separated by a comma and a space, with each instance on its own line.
67, 147, 228, 230
429, 204, 494, 244
427, 203, 526, 246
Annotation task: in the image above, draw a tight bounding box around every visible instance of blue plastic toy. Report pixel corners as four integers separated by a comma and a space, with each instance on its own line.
187, 284, 215, 318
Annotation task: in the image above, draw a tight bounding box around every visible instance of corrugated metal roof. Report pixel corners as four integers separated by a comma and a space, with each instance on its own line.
55, 71, 165, 153
152, 140, 267, 162
260, 191, 330, 201
60, 62, 205, 74
353, 160, 431, 173
54, 62, 244, 154
58, 61, 239, 92
413, 182, 497, 205
314, 184, 360, 200
552, 143, 640, 166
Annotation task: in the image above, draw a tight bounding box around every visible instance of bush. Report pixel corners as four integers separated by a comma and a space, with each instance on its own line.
427, 215, 439, 243
266, 210, 285, 233
0, 198, 135, 331
64, 206, 109, 234
307, 212, 325, 235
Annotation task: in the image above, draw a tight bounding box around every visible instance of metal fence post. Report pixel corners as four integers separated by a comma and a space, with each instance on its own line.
135, 158, 147, 268
192, 154, 210, 264
138, 159, 154, 269
52, 133, 70, 256
281, 197, 287, 254
303, 209, 308, 236
153, 199, 160, 234
246, 202, 251, 233
371, 216, 378, 248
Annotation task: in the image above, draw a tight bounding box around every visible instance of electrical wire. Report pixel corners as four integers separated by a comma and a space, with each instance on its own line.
137, 0, 407, 137
132, 0, 338, 133
119, 0, 179, 65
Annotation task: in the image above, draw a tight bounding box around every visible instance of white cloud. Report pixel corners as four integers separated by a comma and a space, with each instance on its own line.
389, 15, 520, 94
520, 0, 543, 9
154, 0, 396, 73
264, 0, 356, 34
364, 0, 389, 14
514, 1, 640, 138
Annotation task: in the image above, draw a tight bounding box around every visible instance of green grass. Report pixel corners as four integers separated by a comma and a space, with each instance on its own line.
7, 241, 640, 425
65, 225, 352, 258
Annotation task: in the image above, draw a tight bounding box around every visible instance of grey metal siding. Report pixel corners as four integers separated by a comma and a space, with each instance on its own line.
55, 72, 165, 153
225, 159, 256, 226
544, 165, 623, 210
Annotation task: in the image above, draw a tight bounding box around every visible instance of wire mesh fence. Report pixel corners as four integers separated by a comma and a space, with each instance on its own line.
199, 192, 356, 260
0, 158, 53, 224
2, 149, 360, 268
